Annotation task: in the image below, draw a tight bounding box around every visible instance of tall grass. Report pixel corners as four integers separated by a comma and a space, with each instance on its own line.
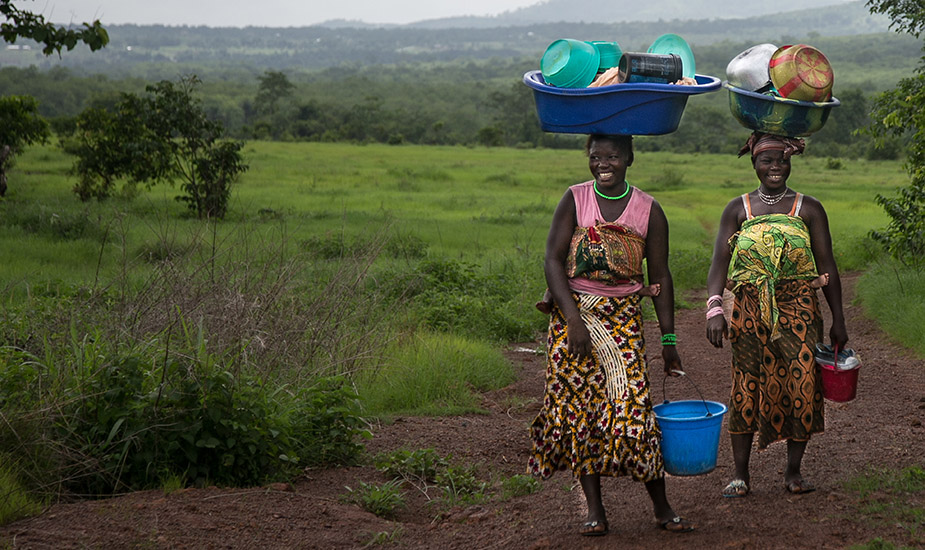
856, 262, 925, 357
357, 332, 516, 417
0, 462, 42, 525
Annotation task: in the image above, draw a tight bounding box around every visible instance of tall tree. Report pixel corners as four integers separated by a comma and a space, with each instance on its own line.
865, 0, 925, 268
1, 0, 108, 55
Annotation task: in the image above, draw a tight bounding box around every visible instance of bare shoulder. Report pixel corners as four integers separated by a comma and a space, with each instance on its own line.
798, 193, 828, 219
721, 195, 746, 224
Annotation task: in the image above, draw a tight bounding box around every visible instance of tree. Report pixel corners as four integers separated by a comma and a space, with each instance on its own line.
0, 95, 49, 196
255, 70, 295, 116
865, 0, 925, 268
251, 70, 297, 140
1, 0, 109, 55
71, 75, 248, 219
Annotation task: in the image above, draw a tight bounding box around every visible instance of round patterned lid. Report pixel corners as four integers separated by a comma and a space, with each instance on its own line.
769, 44, 834, 102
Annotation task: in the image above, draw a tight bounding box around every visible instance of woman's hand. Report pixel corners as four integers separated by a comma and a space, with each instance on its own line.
566, 319, 593, 360
662, 345, 682, 376
706, 315, 727, 348
829, 319, 849, 352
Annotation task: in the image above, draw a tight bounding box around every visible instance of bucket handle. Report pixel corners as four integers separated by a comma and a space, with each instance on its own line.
662, 370, 713, 417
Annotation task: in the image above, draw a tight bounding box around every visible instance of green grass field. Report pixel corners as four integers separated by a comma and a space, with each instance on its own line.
1, 141, 908, 299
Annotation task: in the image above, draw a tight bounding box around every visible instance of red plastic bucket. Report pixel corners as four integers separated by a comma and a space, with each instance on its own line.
818, 362, 859, 402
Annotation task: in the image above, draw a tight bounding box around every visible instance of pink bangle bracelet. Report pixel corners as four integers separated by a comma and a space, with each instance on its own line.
706, 294, 723, 308
706, 306, 725, 319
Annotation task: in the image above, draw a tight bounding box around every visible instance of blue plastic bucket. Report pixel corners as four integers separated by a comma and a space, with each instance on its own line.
653, 399, 727, 476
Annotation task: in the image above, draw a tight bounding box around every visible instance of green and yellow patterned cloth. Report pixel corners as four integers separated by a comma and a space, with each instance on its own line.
727, 213, 818, 340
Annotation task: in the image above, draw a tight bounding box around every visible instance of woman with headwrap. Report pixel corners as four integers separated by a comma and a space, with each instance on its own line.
705, 131, 848, 498
529, 134, 694, 536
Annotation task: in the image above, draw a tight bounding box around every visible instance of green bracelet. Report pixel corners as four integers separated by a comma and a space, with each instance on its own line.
660, 333, 677, 346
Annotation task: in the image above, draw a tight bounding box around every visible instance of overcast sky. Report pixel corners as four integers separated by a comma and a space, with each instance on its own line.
38, 0, 540, 27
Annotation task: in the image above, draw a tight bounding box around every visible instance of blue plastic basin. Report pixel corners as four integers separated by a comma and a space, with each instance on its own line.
523, 70, 721, 135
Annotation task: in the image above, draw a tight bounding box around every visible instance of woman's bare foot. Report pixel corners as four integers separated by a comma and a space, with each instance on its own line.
810, 273, 830, 288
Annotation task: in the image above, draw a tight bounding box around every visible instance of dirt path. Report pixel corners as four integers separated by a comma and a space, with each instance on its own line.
2, 273, 924, 549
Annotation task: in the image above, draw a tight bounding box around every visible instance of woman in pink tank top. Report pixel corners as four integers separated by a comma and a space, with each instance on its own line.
528, 134, 695, 536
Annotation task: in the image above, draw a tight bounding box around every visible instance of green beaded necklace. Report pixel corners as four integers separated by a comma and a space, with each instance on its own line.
594, 180, 630, 200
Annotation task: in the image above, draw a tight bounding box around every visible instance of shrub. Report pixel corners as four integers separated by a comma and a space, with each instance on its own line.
49, 355, 368, 493
500, 474, 541, 500
343, 479, 406, 519
373, 448, 488, 506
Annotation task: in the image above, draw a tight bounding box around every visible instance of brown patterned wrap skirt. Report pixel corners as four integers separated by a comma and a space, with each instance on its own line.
728, 279, 824, 449
528, 292, 664, 482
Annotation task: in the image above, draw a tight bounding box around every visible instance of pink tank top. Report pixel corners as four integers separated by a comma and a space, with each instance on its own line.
568, 181, 653, 297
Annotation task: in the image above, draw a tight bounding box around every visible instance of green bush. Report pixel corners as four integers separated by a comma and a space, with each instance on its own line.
402, 258, 542, 342
0, 350, 368, 495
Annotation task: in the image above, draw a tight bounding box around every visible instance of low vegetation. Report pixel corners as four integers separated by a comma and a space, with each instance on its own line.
845, 465, 925, 550
0, 137, 920, 528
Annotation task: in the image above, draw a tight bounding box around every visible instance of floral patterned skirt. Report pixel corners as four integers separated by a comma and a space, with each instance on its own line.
528, 292, 663, 482
728, 279, 824, 449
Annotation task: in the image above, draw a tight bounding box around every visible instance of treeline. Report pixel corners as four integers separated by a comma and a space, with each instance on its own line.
0, 32, 916, 159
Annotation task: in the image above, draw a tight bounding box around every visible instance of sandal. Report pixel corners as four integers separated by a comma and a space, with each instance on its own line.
785, 479, 816, 494
579, 520, 608, 537
722, 479, 749, 498
659, 516, 695, 533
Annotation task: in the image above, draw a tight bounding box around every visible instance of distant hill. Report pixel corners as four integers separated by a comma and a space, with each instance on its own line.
326, 0, 867, 29
0, 0, 903, 75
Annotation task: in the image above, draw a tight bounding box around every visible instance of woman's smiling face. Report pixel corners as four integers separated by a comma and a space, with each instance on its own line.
753, 150, 791, 191
588, 138, 631, 188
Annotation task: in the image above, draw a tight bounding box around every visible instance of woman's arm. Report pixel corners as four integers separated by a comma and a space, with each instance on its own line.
645, 201, 682, 374
802, 196, 849, 349
544, 190, 593, 358
705, 199, 743, 348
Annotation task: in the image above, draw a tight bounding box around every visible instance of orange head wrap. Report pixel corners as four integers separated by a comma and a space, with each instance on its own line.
738, 131, 805, 160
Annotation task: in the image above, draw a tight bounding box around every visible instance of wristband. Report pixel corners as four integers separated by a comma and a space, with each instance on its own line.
706, 294, 723, 308
706, 306, 725, 320
660, 333, 677, 346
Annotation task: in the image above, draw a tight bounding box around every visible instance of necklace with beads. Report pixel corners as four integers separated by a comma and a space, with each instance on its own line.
594, 180, 630, 200
757, 187, 789, 205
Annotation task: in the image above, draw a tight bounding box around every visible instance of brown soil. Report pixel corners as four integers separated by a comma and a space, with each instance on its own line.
2, 273, 924, 550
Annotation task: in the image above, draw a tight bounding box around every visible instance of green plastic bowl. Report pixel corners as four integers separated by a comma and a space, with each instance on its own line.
589, 40, 622, 71
541, 39, 601, 88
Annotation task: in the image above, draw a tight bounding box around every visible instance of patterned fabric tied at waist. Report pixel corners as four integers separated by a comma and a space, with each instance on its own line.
567, 222, 645, 286
727, 213, 818, 340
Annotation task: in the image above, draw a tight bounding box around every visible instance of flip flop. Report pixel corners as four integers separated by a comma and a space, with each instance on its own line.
579, 520, 608, 537
722, 479, 749, 498
785, 479, 816, 494
659, 516, 695, 533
